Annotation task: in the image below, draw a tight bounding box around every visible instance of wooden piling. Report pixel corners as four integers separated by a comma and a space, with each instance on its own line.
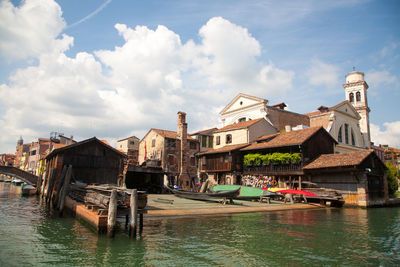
58, 165, 72, 213
129, 189, 138, 238
107, 189, 118, 238
45, 169, 56, 204
53, 165, 68, 207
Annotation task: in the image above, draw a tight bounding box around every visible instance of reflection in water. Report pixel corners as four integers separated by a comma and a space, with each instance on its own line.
0, 182, 399, 266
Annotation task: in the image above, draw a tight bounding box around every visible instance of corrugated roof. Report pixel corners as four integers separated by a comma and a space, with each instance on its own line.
303, 150, 373, 170
197, 143, 250, 155
241, 126, 331, 151
215, 118, 264, 133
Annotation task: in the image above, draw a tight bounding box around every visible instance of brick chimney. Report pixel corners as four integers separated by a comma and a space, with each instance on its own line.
177, 111, 191, 189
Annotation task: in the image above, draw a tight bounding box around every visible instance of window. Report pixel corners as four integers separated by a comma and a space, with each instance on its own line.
356, 91, 361, 102
208, 136, 213, 148
351, 129, 356, 146
226, 134, 232, 144
190, 156, 195, 166
190, 141, 197, 149
216, 136, 221, 145
238, 117, 246, 122
345, 124, 349, 144
202, 136, 207, 148
168, 155, 175, 165
130, 141, 135, 145
31, 150, 36, 156
152, 138, 156, 147
166, 138, 176, 148
349, 92, 354, 102
338, 126, 343, 143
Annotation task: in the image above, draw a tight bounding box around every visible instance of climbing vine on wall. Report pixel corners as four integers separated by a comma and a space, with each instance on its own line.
243, 153, 301, 166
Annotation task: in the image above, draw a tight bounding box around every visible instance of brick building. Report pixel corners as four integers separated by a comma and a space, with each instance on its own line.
138, 112, 199, 189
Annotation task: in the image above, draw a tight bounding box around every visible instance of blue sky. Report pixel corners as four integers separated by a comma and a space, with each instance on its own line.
0, 0, 399, 153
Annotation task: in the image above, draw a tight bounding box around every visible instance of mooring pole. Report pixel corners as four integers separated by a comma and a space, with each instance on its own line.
107, 189, 118, 238
129, 189, 138, 238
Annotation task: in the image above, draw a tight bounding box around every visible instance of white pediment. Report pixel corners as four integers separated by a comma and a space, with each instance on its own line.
220, 93, 267, 115
331, 101, 361, 120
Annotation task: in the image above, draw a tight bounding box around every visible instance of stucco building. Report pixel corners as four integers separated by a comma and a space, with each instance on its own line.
117, 135, 140, 166
220, 93, 310, 131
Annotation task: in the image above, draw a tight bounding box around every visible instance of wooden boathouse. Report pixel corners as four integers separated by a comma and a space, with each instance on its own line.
240, 126, 336, 188
303, 150, 388, 207
39, 137, 147, 237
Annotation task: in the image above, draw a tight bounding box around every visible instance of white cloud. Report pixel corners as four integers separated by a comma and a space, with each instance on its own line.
371, 122, 400, 148
0, 0, 68, 60
366, 70, 399, 89
306, 59, 340, 88
196, 17, 294, 95
0, 2, 294, 153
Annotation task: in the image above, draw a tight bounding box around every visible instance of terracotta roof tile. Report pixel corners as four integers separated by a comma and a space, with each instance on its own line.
100, 140, 110, 146
215, 118, 264, 133
197, 143, 250, 155
303, 150, 373, 170
152, 129, 196, 141
190, 128, 218, 136
242, 127, 326, 151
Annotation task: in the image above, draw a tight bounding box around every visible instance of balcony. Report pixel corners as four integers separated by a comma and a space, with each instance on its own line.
201, 161, 232, 172
243, 163, 303, 175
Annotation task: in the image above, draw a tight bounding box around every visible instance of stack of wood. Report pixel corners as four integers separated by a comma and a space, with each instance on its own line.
68, 183, 148, 210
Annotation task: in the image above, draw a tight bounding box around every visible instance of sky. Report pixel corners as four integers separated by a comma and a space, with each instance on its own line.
0, 0, 399, 153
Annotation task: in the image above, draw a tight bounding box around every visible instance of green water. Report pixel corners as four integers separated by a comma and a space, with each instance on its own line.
1, 183, 399, 266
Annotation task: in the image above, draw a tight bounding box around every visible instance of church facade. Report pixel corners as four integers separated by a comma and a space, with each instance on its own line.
306, 71, 371, 152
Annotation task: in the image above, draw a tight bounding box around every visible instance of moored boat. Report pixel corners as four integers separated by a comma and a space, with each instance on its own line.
167, 186, 240, 203
211, 185, 277, 200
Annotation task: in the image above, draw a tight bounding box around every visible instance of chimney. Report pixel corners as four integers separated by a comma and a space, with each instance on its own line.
177, 111, 190, 189
285, 125, 292, 132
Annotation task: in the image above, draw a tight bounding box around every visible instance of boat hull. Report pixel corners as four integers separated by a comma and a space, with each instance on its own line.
168, 187, 240, 202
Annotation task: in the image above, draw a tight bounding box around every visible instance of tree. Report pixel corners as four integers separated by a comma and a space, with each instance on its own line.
385, 162, 399, 197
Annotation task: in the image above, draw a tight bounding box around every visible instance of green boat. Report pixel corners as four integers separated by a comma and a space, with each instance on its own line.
211, 185, 277, 200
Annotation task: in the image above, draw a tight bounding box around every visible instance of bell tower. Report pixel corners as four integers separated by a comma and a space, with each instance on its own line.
343, 71, 371, 148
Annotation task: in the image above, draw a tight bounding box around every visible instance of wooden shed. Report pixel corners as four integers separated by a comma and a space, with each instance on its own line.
41, 137, 127, 196
303, 150, 388, 207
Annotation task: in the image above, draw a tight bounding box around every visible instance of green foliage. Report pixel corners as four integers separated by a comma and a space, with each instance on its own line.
291, 153, 302, 163
385, 162, 399, 197
243, 152, 302, 166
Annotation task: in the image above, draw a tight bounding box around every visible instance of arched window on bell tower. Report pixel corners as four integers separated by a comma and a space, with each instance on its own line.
356, 91, 361, 102
349, 92, 354, 102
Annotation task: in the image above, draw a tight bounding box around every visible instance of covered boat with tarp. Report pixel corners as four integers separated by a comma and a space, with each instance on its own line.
166, 186, 240, 204
211, 185, 277, 200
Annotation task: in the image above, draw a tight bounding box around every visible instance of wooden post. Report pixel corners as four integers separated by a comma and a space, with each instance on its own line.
107, 189, 118, 238
298, 176, 302, 190
53, 165, 68, 207
139, 213, 144, 235
45, 169, 56, 204
129, 189, 138, 238
40, 171, 47, 197
58, 165, 72, 213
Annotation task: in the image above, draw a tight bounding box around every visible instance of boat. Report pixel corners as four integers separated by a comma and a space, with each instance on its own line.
11, 178, 24, 186
21, 184, 36, 196
167, 186, 240, 203
275, 189, 318, 197
211, 185, 278, 200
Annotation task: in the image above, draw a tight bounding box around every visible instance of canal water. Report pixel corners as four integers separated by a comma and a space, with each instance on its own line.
1, 183, 399, 266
